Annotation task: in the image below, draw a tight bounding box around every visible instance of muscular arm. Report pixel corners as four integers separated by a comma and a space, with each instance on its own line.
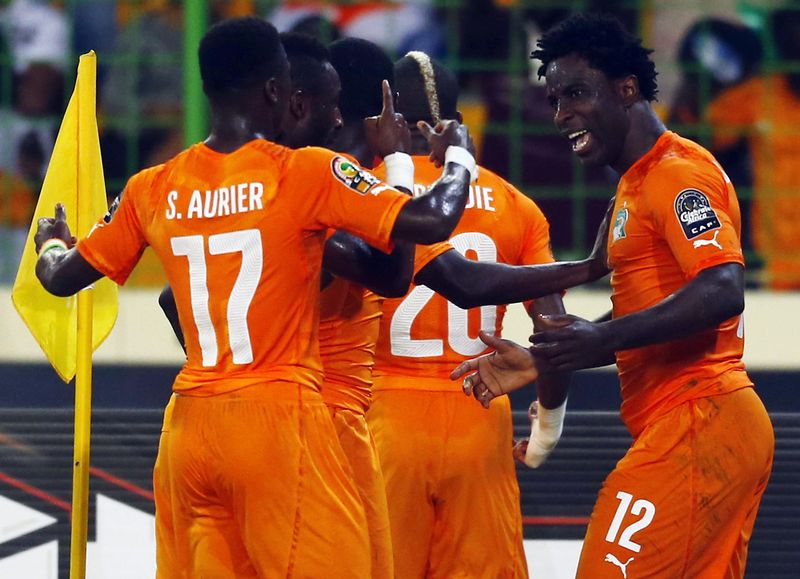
36, 248, 104, 297
323, 232, 414, 298
414, 249, 606, 309
603, 262, 744, 351
532, 263, 744, 371
390, 163, 471, 244
530, 294, 571, 409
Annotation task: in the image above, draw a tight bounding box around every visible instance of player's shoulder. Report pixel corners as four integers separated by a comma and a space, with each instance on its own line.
124, 161, 170, 196
646, 134, 722, 183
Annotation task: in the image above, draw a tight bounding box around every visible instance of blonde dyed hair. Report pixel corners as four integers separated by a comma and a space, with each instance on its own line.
405, 51, 441, 124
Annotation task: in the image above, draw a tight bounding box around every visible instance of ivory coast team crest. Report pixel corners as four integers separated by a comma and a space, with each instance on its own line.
612, 206, 629, 243
331, 156, 381, 195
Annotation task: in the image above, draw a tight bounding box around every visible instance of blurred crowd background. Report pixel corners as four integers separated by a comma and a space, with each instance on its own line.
0, 0, 798, 291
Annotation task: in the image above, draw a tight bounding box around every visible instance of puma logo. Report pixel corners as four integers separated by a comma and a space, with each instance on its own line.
604, 553, 634, 578
692, 230, 722, 250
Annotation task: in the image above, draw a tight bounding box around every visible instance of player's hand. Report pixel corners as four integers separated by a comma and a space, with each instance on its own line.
417, 119, 473, 167
513, 400, 564, 468
364, 79, 410, 158
587, 197, 614, 280
530, 314, 613, 371
450, 331, 539, 409
35, 203, 76, 253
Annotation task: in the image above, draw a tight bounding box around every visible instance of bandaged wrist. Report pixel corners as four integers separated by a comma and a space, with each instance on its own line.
384, 152, 415, 194
524, 398, 567, 468
444, 146, 477, 182
39, 238, 68, 256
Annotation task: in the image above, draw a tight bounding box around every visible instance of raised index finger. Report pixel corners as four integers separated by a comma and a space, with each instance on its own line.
380, 79, 395, 117
54, 203, 67, 223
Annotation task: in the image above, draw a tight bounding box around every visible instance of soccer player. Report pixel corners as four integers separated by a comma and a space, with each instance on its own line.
154, 32, 412, 578
365, 52, 570, 579
33, 17, 477, 578
453, 14, 774, 579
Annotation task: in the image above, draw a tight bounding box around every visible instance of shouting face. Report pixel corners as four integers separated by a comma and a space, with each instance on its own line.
545, 54, 633, 170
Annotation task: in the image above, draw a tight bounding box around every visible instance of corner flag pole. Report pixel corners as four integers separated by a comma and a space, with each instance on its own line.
69, 53, 96, 579
11, 49, 116, 577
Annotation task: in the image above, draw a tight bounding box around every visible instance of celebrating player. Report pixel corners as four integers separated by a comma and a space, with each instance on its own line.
366, 52, 571, 578
453, 13, 774, 579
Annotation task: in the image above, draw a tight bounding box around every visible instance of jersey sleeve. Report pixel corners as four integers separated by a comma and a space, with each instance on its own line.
295, 148, 411, 252
642, 158, 744, 279
76, 172, 150, 285
414, 241, 453, 276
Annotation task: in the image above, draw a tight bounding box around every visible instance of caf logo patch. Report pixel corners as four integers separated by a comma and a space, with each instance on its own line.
612, 207, 628, 243
674, 189, 721, 240
331, 156, 381, 195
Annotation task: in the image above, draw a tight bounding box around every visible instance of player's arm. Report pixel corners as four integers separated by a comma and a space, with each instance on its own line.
532, 262, 743, 371
388, 129, 471, 244
35, 204, 104, 296
365, 81, 474, 245
414, 250, 606, 308
413, 199, 612, 306
323, 231, 413, 297
511, 294, 572, 469
158, 285, 186, 352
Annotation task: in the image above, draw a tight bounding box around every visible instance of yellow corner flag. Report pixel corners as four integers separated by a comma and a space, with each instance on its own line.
11, 51, 118, 382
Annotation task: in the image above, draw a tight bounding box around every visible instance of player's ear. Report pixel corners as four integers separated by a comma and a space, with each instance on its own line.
289, 89, 307, 121
455, 110, 463, 123
618, 75, 639, 108
264, 77, 280, 105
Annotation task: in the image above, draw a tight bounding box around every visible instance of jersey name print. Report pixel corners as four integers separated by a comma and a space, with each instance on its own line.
164, 182, 266, 220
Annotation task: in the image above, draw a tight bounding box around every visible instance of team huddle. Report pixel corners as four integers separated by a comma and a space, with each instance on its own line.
32, 12, 773, 579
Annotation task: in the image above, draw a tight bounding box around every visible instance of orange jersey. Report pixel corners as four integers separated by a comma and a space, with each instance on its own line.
77, 141, 409, 396
608, 131, 752, 437
706, 75, 800, 287
319, 277, 382, 413
372, 156, 554, 390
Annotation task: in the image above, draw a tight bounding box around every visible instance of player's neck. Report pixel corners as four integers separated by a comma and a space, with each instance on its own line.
205, 109, 278, 154
611, 103, 666, 176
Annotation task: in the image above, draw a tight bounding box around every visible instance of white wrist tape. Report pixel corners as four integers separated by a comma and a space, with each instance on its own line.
524, 398, 567, 468
383, 152, 415, 194
444, 146, 477, 182
39, 238, 68, 256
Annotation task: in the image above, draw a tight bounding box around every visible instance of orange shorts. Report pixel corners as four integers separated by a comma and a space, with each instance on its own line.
367, 389, 527, 579
577, 387, 774, 579
329, 405, 393, 579
153, 385, 370, 578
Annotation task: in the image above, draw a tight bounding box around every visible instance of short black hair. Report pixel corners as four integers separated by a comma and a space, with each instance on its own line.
532, 13, 658, 102
199, 16, 285, 98
329, 37, 393, 120
280, 32, 332, 96
394, 52, 459, 123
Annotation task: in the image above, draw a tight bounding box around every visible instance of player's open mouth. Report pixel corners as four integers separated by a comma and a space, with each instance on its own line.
567, 129, 592, 153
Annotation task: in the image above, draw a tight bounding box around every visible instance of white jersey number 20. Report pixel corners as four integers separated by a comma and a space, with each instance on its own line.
390, 232, 497, 358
